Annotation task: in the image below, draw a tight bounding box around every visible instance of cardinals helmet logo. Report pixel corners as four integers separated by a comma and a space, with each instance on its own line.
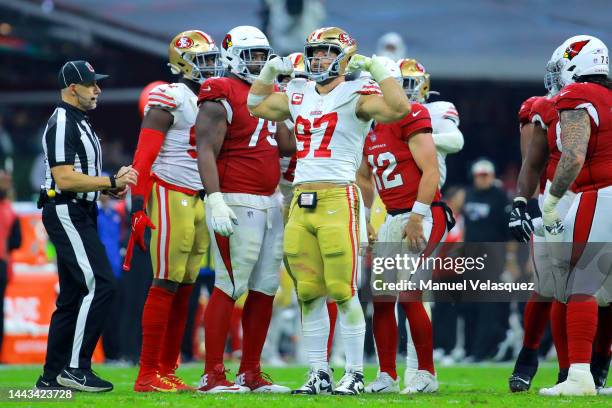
564, 40, 590, 60
222, 34, 233, 50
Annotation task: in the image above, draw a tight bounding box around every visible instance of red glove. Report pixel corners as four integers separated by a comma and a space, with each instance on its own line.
122, 210, 155, 271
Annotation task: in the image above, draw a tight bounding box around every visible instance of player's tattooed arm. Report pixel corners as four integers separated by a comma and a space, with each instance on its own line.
195, 101, 228, 194
550, 109, 590, 198
516, 124, 548, 199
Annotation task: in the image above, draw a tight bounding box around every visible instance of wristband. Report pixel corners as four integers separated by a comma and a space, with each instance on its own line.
411, 201, 430, 217
513, 196, 528, 204
109, 174, 117, 189
247, 92, 267, 109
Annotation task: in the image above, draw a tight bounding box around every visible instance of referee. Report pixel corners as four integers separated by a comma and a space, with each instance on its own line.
35, 60, 138, 392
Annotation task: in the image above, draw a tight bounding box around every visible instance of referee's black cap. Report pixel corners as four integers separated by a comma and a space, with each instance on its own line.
58, 60, 109, 88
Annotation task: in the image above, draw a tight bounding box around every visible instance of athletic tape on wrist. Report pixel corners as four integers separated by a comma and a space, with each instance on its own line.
411, 201, 430, 217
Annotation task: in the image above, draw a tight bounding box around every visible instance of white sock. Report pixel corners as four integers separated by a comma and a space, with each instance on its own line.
405, 319, 418, 372
337, 296, 365, 373
301, 297, 329, 372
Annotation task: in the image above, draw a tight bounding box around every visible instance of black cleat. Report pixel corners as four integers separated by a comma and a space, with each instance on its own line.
292, 369, 333, 395
509, 347, 539, 392
591, 353, 611, 390
35, 375, 65, 390
56, 368, 113, 392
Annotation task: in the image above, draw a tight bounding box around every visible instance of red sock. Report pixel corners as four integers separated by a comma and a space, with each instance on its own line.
159, 284, 194, 376
566, 295, 598, 364
522, 292, 552, 349
551, 300, 569, 370
594, 305, 612, 357
239, 291, 274, 373
327, 301, 338, 362
230, 306, 243, 354
137, 286, 174, 380
400, 300, 435, 375
372, 297, 398, 379
204, 288, 235, 372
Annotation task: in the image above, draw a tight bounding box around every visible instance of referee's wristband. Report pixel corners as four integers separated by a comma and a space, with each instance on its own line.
411, 201, 430, 217
109, 175, 117, 189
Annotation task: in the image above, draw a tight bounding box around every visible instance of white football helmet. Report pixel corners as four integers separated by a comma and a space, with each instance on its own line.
220, 26, 273, 83
554, 35, 609, 87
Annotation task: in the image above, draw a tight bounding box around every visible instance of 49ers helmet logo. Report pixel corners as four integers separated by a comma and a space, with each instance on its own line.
564, 39, 590, 60
222, 34, 233, 50
175, 36, 193, 49
338, 33, 355, 46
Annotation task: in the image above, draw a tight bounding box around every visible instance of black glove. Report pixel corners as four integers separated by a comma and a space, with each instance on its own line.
509, 197, 534, 242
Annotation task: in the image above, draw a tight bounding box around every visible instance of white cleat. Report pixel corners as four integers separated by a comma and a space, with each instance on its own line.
400, 370, 439, 394
365, 372, 400, 393
332, 370, 365, 395
539, 365, 596, 396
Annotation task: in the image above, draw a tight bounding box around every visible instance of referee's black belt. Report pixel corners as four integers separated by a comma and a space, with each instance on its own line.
387, 201, 456, 232
38, 189, 96, 209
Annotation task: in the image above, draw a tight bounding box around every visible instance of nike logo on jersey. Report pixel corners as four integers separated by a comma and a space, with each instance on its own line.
412, 110, 422, 117
201, 86, 212, 92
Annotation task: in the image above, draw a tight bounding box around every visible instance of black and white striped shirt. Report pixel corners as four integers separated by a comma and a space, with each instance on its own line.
42, 102, 103, 202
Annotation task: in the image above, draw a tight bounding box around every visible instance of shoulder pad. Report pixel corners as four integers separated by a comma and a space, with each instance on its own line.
147, 83, 182, 111
427, 101, 459, 125
198, 77, 231, 104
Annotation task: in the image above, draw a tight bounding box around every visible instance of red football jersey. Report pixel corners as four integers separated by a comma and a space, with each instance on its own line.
363, 103, 440, 211
529, 96, 561, 194
518, 96, 539, 127
198, 76, 280, 195
555, 82, 612, 193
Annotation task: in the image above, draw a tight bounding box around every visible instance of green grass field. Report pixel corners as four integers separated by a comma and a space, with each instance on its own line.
0, 363, 608, 407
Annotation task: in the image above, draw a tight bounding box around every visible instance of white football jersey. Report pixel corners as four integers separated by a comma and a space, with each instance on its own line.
286, 77, 376, 185
425, 101, 462, 187
146, 82, 203, 190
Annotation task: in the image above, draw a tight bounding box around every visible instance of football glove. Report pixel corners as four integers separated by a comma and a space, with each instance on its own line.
347, 54, 392, 83
258, 56, 294, 85
542, 194, 564, 242
207, 192, 238, 236
508, 197, 534, 242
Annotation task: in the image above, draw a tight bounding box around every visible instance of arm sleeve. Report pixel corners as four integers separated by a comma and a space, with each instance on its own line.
131, 128, 165, 198
432, 117, 464, 153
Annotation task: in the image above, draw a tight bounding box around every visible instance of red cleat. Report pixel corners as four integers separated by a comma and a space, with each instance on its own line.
236, 369, 290, 393
197, 364, 249, 393
162, 373, 195, 392
134, 374, 177, 393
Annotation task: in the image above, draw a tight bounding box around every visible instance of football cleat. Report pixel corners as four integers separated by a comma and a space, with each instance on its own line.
598, 387, 612, 395
509, 347, 539, 392
197, 365, 249, 393
332, 370, 364, 395
400, 370, 439, 394
161, 373, 195, 392
590, 353, 611, 390
134, 374, 177, 393
292, 368, 334, 395
539, 365, 596, 396
236, 369, 290, 393
365, 372, 400, 393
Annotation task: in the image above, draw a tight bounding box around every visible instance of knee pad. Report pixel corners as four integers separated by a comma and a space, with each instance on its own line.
326, 280, 353, 304
296, 281, 325, 303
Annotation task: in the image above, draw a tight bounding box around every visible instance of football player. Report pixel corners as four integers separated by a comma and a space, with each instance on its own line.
537, 35, 612, 396
248, 27, 411, 395
357, 57, 447, 394
395, 58, 463, 386
128, 30, 223, 392
195, 25, 294, 394
508, 46, 568, 392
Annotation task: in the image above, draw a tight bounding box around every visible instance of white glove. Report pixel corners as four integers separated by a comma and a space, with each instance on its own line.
532, 216, 545, 237
258, 56, 294, 84
347, 54, 391, 83
542, 194, 564, 242
206, 192, 238, 236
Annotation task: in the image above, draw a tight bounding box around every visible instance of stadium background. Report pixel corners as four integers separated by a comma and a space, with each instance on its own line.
0, 0, 610, 403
